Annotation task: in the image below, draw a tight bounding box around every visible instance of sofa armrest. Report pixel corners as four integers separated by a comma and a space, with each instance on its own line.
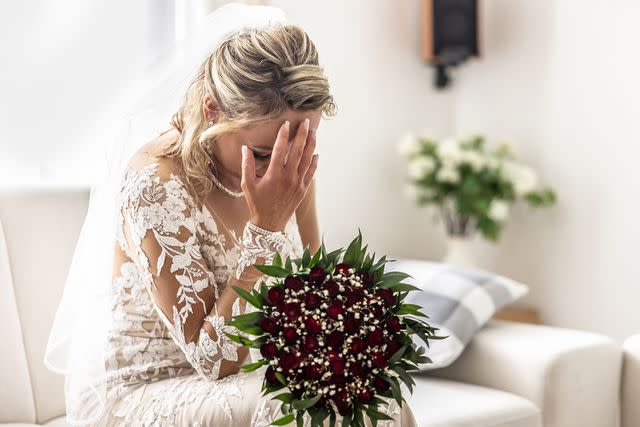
425, 319, 621, 427
622, 334, 640, 427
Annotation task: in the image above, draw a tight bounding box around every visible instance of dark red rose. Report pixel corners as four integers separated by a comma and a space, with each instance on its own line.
327, 301, 344, 319
267, 287, 285, 306
357, 270, 374, 288
329, 373, 347, 386
280, 351, 299, 373
329, 357, 346, 375
349, 361, 366, 378
358, 388, 374, 403
346, 288, 365, 306
372, 351, 388, 369
376, 288, 395, 307
303, 335, 319, 353
366, 327, 385, 347
305, 363, 323, 380
304, 292, 321, 309
284, 275, 304, 291
369, 304, 383, 317
327, 330, 344, 347
373, 376, 390, 393
334, 263, 352, 276
259, 316, 279, 334
343, 316, 361, 333
305, 317, 322, 334
284, 302, 301, 320
350, 337, 365, 353
260, 341, 277, 360
292, 387, 304, 399
385, 338, 402, 357
332, 390, 351, 416
309, 266, 327, 285
387, 316, 402, 333
265, 366, 279, 384
323, 280, 339, 297
283, 326, 298, 344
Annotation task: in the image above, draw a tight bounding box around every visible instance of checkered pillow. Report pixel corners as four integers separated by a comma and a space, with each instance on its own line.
386, 258, 529, 370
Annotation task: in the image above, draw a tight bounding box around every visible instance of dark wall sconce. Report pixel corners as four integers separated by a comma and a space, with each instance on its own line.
422, 0, 482, 89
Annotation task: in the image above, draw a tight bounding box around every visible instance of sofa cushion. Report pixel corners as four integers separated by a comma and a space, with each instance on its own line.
0, 219, 37, 423
387, 259, 528, 370
0, 191, 89, 423
409, 376, 541, 427
623, 334, 640, 427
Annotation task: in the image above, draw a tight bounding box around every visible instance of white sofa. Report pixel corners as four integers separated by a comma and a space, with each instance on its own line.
0, 190, 623, 427
622, 334, 640, 427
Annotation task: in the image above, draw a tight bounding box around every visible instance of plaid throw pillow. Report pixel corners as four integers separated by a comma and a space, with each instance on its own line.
386, 258, 529, 370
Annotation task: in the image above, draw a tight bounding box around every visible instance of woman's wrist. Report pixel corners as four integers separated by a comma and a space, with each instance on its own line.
234, 220, 288, 280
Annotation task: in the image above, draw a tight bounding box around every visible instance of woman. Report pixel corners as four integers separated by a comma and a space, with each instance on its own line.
46, 3, 417, 426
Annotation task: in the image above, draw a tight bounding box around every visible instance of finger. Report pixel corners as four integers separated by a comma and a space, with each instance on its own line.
240, 145, 255, 193
267, 120, 290, 175
285, 118, 310, 174
297, 126, 317, 177
302, 153, 319, 187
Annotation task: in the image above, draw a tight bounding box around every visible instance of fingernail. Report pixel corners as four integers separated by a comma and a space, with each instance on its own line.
303, 118, 310, 130
284, 120, 290, 131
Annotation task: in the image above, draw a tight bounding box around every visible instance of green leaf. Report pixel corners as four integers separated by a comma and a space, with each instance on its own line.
343, 229, 363, 266
254, 264, 292, 278
302, 245, 311, 267
231, 285, 263, 309
388, 344, 408, 365
309, 245, 322, 268
240, 359, 268, 372
376, 271, 412, 288
275, 372, 287, 385
271, 413, 295, 426
227, 310, 265, 329
273, 392, 294, 403
272, 251, 283, 267
285, 255, 293, 271
292, 394, 322, 411
384, 283, 421, 292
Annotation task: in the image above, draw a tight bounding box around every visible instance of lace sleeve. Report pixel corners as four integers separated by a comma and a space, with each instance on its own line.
119, 161, 286, 380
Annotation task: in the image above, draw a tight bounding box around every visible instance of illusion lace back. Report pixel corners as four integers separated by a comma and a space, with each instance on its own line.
95, 158, 416, 427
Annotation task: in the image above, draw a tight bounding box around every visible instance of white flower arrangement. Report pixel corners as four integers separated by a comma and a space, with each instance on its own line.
397, 132, 556, 241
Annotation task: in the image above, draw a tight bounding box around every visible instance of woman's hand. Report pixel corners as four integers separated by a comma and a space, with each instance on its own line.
240, 118, 319, 232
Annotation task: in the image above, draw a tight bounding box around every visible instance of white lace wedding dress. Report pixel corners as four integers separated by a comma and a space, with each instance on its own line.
96, 157, 417, 426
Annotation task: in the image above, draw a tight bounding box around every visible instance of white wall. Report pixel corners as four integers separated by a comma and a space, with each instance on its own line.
271, 0, 456, 259
452, 0, 640, 342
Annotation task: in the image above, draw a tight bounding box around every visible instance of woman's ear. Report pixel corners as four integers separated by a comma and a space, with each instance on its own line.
203, 94, 221, 123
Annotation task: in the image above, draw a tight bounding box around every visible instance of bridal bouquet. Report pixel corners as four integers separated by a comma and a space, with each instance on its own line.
226, 230, 446, 426
397, 132, 556, 241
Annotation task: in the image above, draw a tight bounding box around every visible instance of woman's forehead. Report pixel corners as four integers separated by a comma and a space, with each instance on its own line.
242, 110, 320, 149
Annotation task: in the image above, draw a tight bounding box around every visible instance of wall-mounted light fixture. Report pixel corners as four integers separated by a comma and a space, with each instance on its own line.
422, 0, 482, 89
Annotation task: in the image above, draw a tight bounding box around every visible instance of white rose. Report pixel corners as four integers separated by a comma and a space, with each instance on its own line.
408, 156, 436, 179
459, 150, 486, 172
488, 199, 510, 222
502, 161, 538, 196
396, 132, 422, 157
436, 137, 462, 164
436, 163, 460, 184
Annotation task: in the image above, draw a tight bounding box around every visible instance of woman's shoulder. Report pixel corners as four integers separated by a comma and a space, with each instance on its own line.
120, 130, 193, 203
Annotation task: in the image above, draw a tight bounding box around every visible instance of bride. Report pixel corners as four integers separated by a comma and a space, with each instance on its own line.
44, 3, 417, 426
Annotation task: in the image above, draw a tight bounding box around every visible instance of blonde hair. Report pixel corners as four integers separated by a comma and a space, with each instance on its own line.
159, 23, 337, 204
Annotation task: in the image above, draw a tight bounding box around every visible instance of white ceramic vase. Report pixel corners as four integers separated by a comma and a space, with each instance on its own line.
442, 232, 478, 269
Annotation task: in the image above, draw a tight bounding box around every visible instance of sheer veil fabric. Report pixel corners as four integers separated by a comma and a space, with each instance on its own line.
43, 3, 287, 424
